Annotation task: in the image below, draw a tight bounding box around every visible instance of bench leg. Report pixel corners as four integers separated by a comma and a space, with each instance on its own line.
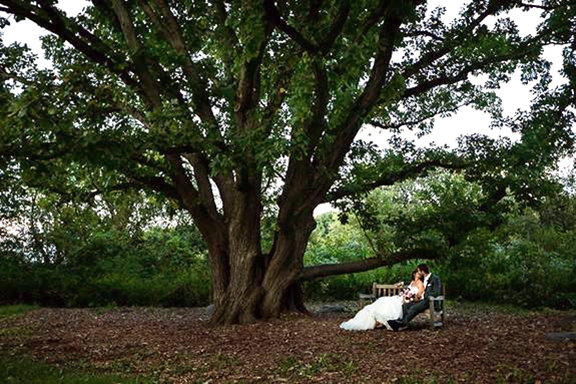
429, 300, 434, 330
427, 300, 445, 329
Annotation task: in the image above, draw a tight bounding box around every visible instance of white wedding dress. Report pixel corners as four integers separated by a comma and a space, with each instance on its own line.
339, 285, 419, 331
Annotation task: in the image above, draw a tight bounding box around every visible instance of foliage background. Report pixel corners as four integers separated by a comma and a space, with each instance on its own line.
303, 173, 576, 309
0, 222, 212, 308
1, 172, 574, 310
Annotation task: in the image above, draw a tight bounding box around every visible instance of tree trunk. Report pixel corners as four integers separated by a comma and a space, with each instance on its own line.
208, 244, 313, 323
260, 213, 316, 318
209, 184, 267, 324
208, 202, 316, 324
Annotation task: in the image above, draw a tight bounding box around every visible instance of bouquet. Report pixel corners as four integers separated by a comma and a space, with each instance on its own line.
401, 288, 416, 303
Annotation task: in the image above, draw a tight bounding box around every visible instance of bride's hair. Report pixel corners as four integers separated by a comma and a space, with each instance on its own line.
411, 269, 423, 282
417, 264, 429, 274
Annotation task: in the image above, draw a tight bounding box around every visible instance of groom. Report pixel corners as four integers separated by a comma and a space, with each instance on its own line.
386, 264, 442, 331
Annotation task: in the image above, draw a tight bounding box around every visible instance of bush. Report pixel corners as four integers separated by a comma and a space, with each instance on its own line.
433, 224, 575, 309
0, 226, 212, 308
304, 209, 575, 309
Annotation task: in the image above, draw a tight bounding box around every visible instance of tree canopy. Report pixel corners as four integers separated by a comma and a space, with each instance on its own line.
0, 0, 574, 323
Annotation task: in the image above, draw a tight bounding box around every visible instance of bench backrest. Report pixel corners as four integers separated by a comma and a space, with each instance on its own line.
372, 283, 403, 297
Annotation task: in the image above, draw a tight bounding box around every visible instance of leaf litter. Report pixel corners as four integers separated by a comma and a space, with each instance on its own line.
0, 303, 574, 383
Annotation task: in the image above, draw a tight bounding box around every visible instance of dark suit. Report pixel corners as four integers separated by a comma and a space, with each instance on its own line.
395, 273, 442, 327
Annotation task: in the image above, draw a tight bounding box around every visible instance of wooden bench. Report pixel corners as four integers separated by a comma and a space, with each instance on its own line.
358, 282, 446, 329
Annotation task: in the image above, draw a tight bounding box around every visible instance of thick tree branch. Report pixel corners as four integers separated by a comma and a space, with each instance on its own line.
264, 0, 320, 54
402, 46, 534, 100
323, 9, 405, 171
0, 142, 69, 161
107, 1, 194, 119
105, 178, 180, 201
138, 0, 220, 130
262, 67, 294, 129
398, 0, 567, 95
107, 1, 226, 209
234, 4, 275, 122
0, 67, 33, 86
164, 153, 226, 237
275, 3, 408, 224
183, 153, 224, 221
0, 0, 138, 89
400, 6, 495, 82
211, 0, 241, 100
163, 145, 234, 213
368, 100, 474, 130
308, 0, 323, 21
518, 2, 557, 11
304, 57, 329, 151
403, 29, 444, 41
319, 0, 350, 54
357, 0, 392, 40
213, 0, 241, 56
300, 246, 443, 281
110, 0, 161, 108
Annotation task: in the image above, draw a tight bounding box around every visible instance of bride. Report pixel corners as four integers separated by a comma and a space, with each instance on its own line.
340, 270, 425, 331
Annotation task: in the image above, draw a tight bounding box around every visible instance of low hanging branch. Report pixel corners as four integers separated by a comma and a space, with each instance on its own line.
300, 247, 444, 281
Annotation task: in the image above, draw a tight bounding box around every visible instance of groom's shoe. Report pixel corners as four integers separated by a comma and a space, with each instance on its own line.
387, 320, 401, 331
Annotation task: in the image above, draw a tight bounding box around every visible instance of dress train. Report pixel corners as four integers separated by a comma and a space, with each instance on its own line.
339, 295, 403, 331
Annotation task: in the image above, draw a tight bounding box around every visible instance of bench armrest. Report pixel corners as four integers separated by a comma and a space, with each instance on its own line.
428, 296, 444, 301
358, 293, 376, 300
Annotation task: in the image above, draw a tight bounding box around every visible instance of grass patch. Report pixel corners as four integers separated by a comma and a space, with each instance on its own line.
495, 364, 536, 384
210, 351, 242, 370
0, 353, 151, 384
0, 304, 39, 319
277, 353, 357, 380
0, 306, 39, 338
0, 326, 33, 337
397, 376, 443, 384
89, 305, 118, 316
449, 300, 576, 318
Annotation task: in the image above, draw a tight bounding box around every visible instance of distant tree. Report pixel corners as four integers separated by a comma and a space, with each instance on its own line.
0, 0, 574, 323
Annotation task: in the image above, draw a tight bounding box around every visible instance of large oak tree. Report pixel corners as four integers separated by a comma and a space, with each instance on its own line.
0, 0, 574, 323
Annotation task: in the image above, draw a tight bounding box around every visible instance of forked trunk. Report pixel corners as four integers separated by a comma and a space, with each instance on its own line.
209, 268, 309, 324
209, 212, 316, 325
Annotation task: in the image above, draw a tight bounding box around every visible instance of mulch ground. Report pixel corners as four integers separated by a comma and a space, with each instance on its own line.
0, 303, 574, 383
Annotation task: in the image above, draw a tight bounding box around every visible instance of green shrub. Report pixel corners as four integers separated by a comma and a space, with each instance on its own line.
0, 304, 38, 318
0, 353, 151, 384
304, 209, 575, 309
0, 225, 212, 308
432, 226, 575, 309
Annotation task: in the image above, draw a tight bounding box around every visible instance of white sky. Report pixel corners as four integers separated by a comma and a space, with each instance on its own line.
358, 0, 567, 147
0, 1, 573, 216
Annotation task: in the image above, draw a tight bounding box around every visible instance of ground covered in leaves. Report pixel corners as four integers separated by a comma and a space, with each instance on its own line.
0, 302, 574, 383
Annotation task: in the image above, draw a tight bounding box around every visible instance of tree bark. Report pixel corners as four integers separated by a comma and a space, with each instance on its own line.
260, 215, 316, 318
208, 212, 316, 323
204, 176, 318, 324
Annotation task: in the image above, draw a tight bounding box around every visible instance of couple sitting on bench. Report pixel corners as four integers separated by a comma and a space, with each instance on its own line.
340, 264, 443, 331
